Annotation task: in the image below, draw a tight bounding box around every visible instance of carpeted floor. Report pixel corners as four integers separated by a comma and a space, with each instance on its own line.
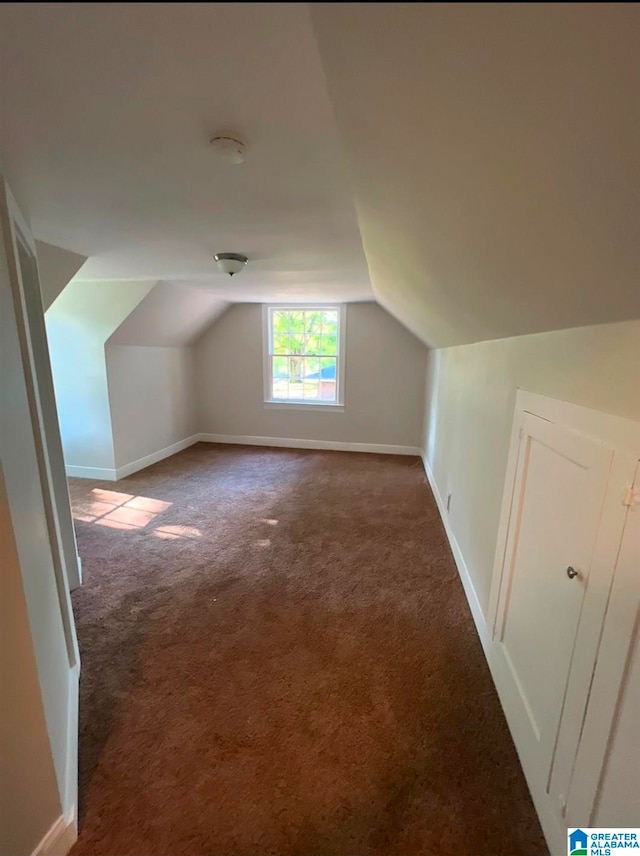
68, 443, 547, 856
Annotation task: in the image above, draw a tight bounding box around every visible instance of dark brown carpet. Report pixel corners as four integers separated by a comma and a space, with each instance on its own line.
69, 443, 546, 856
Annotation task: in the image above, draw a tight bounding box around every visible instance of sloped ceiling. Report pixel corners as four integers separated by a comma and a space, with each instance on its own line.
47, 280, 156, 340
311, 3, 640, 346
36, 241, 87, 311
108, 281, 228, 347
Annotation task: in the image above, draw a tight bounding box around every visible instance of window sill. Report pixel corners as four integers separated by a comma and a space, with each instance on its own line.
263, 401, 345, 413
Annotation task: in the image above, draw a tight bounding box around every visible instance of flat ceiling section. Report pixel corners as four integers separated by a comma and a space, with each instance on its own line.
311, 3, 640, 345
0, 3, 372, 303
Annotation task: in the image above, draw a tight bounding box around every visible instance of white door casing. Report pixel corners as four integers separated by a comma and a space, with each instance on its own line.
568, 462, 640, 826
549, 455, 639, 822
0, 177, 80, 849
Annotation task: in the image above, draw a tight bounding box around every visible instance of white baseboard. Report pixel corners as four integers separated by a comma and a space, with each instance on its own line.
31, 663, 80, 855
115, 434, 199, 479
65, 464, 117, 480
421, 451, 563, 854
65, 435, 199, 481
66, 435, 419, 481
420, 452, 490, 655
197, 433, 421, 457
31, 811, 77, 856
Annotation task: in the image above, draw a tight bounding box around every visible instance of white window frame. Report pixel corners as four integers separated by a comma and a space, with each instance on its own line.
262, 304, 346, 411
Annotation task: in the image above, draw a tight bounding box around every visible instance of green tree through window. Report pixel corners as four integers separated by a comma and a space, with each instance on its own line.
267, 307, 342, 403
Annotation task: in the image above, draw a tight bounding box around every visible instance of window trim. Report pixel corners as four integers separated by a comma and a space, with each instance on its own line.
262, 303, 347, 409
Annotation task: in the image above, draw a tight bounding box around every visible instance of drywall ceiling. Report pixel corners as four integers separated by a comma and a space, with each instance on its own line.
311, 3, 640, 346
36, 241, 88, 311
108, 282, 228, 347
0, 3, 372, 303
4, 3, 639, 348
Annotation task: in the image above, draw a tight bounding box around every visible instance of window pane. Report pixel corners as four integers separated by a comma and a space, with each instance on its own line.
303, 356, 320, 400
319, 357, 337, 401
306, 356, 320, 377
271, 355, 288, 399
304, 310, 322, 355
272, 379, 289, 399
320, 311, 338, 355
288, 310, 304, 356
272, 355, 288, 379
282, 354, 301, 400
272, 311, 290, 355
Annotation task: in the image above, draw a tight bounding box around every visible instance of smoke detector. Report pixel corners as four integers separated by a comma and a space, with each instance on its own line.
209, 133, 245, 164
214, 253, 248, 276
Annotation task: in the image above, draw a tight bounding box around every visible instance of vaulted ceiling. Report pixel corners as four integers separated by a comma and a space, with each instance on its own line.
108, 282, 228, 347
2, 3, 639, 347
311, 2, 640, 345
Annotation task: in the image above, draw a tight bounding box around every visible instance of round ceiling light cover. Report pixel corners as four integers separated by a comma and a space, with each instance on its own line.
209, 134, 245, 164
214, 252, 248, 276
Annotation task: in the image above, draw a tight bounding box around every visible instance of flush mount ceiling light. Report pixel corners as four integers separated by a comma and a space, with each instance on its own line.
209, 133, 245, 164
214, 252, 248, 276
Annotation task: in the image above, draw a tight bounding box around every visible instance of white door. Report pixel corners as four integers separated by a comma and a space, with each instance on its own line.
566, 462, 640, 826
490, 412, 613, 804
0, 178, 80, 845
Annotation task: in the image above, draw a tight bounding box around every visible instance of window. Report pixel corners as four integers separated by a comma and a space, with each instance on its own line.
263, 305, 346, 407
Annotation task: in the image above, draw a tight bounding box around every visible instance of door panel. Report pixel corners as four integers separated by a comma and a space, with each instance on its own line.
494, 413, 612, 785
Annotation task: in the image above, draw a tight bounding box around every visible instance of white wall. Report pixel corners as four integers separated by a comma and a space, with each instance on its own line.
195, 302, 428, 449
422, 318, 640, 613
422, 318, 640, 839
46, 280, 154, 470
107, 345, 197, 469
0, 467, 62, 856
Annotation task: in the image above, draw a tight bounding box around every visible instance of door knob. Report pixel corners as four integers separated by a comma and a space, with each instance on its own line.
566, 566, 579, 580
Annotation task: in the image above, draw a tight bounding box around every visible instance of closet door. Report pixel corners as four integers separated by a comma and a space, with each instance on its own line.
490, 412, 613, 802
566, 461, 640, 827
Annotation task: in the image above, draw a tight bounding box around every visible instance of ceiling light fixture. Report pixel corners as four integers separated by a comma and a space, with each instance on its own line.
214, 252, 248, 277
209, 133, 245, 164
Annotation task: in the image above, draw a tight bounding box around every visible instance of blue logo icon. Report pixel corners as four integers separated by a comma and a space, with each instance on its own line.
569, 829, 588, 856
